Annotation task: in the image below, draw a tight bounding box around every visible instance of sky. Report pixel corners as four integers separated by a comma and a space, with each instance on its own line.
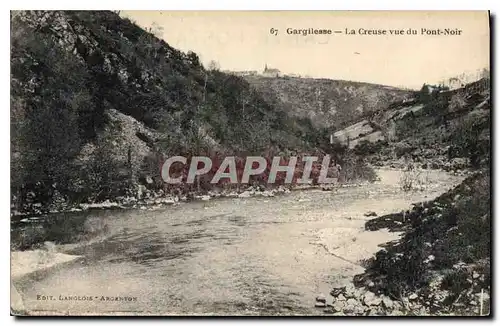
121, 11, 490, 89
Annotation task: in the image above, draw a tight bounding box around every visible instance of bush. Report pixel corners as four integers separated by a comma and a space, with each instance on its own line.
353, 139, 388, 156
393, 142, 414, 158
399, 167, 429, 192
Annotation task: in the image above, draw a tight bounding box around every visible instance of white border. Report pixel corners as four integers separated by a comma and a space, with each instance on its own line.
5, 1, 498, 10
3, 1, 498, 325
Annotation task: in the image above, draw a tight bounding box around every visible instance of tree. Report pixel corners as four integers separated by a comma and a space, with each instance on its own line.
187, 51, 201, 67
150, 21, 164, 38
207, 60, 220, 71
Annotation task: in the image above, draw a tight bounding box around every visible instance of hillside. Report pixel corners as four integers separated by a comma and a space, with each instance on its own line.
331, 78, 491, 171
10, 10, 326, 212
243, 75, 414, 130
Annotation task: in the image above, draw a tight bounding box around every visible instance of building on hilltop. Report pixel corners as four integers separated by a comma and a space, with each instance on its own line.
262, 64, 282, 78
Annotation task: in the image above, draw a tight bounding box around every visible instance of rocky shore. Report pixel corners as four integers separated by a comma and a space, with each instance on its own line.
317, 276, 490, 316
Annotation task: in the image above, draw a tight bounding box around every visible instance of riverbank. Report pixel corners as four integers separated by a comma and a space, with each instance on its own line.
324, 169, 490, 316
11, 164, 471, 220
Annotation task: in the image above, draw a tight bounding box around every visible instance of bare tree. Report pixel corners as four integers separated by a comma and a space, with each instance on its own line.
207, 60, 220, 71
150, 21, 164, 38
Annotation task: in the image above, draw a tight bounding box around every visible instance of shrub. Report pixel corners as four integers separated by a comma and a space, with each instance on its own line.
399, 168, 429, 192
353, 139, 388, 156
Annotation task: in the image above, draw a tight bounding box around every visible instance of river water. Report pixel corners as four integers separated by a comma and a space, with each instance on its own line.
12, 169, 463, 316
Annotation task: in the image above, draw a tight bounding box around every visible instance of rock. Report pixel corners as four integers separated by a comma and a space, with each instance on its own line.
364, 211, 377, 217
345, 284, 356, 298
261, 190, 275, 197
330, 287, 345, 297
382, 296, 394, 309
473, 271, 480, 279
315, 302, 326, 308
368, 281, 375, 288
354, 288, 364, 299
346, 298, 358, 306
333, 312, 345, 316
392, 301, 403, 310
336, 294, 346, 301
238, 191, 252, 198
363, 291, 375, 302
409, 293, 418, 300
315, 295, 326, 303
354, 305, 366, 315
323, 308, 334, 314
363, 291, 381, 306
344, 304, 355, 314
163, 198, 175, 205
333, 301, 345, 312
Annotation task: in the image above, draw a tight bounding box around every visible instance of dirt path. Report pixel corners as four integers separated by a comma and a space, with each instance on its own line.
11, 169, 464, 316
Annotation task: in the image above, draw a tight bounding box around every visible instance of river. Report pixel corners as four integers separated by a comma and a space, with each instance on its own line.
11, 168, 463, 316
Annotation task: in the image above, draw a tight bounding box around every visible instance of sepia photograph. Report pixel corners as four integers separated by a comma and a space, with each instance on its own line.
10, 10, 491, 316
